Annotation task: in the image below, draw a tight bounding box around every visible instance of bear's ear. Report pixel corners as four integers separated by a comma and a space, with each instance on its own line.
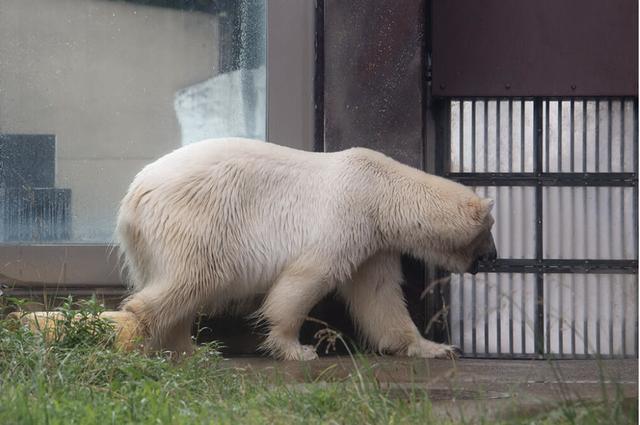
468, 197, 494, 222
481, 198, 495, 212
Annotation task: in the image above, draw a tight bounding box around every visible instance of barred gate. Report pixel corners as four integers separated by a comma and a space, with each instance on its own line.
441, 98, 638, 358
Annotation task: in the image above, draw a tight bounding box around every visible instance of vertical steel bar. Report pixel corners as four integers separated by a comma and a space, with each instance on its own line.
471, 101, 477, 356
596, 100, 600, 171
557, 102, 563, 356
570, 100, 575, 170
543, 100, 550, 355
484, 102, 489, 355
459, 275, 464, 352
508, 100, 513, 168
620, 101, 626, 356
497, 100, 501, 171
471, 275, 477, 356
545, 100, 550, 172
522, 273, 526, 353
496, 101, 501, 355
521, 102, 526, 353
508, 100, 514, 356
472, 101, 477, 172
459, 100, 465, 351
521, 101, 526, 172
595, 101, 601, 356
459, 101, 464, 172
534, 98, 544, 356
484, 100, 489, 171
633, 276, 638, 357
608, 100, 614, 357
583, 101, 589, 355
634, 99, 639, 357
570, 100, 576, 357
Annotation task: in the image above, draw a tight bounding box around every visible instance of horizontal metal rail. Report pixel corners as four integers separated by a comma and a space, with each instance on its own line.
445, 172, 637, 187
477, 259, 638, 274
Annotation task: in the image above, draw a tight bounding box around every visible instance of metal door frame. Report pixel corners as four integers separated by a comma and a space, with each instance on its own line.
435, 97, 638, 358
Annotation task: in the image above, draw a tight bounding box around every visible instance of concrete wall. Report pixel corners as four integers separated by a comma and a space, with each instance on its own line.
0, 0, 221, 241
266, 0, 315, 151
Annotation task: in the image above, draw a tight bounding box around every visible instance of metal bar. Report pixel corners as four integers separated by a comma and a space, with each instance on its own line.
633, 276, 638, 357
472, 274, 477, 355
584, 275, 589, 355
484, 100, 489, 172
635, 99, 639, 261
596, 100, 600, 172
507, 101, 513, 355
459, 101, 464, 172
557, 102, 563, 356
608, 99, 613, 171
607, 100, 614, 357
461, 352, 631, 360
459, 273, 464, 352
583, 101, 588, 171
583, 104, 589, 356
634, 99, 639, 357
485, 271, 489, 356
570, 101, 576, 357
521, 273, 526, 354
570, 100, 575, 171
497, 100, 501, 171
509, 100, 513, 171
545, 100, 550, 172
558, 101, 562, 171
508, 271, 514, 355
445, 172, 637, 187
559, 275, 564, 356
621, 100, 626, 172
472, 101, 476, 172
620, 102, 627, 356
521, 101, 526, 172
497, 275, 502, 355
521, 105, 527, 353
476, 259, 638, 274
534, 98, 545, 356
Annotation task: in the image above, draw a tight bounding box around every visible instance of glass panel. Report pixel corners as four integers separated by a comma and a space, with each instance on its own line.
544, 274, 637, 357
543, 186, 637, 260
450, 273, 536, 355
472, 186, 536, 259
0, 0, 266, 243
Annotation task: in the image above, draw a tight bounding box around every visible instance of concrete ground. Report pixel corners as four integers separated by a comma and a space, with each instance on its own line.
224, 357, 638, 420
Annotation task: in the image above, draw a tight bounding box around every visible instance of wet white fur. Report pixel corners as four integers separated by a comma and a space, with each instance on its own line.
117, 138, 494, 360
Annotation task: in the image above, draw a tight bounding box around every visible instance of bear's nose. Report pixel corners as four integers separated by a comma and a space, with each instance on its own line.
481, 248, 498, 262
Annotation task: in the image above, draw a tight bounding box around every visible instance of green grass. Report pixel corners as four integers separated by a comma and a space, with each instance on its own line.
0, 297, 635, 425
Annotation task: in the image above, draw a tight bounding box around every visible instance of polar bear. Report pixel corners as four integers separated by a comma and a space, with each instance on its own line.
117, 138, 496, 360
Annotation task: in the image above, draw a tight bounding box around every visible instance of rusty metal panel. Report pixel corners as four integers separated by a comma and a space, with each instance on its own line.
432, 0, 638, 97
322, 0, 426, 169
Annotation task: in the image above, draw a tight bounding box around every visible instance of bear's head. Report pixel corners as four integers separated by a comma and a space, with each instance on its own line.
424, 196, 497, 274
385, 180, 497, 274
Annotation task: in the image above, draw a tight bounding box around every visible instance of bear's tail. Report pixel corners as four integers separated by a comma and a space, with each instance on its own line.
115, 202, 151, 294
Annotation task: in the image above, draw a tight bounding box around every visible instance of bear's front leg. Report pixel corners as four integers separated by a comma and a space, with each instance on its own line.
259, 261, 335, 360
339, 251, 460, 359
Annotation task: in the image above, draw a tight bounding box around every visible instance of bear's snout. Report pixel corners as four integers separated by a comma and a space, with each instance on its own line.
466, 234, 497, 274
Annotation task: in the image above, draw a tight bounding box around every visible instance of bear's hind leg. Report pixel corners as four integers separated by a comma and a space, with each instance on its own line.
339, 252, 459, 359
259, 263, 334, 360
122, 284, 197, 357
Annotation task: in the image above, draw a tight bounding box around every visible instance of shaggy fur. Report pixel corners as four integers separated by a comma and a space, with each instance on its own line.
117, 138, 496, 360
